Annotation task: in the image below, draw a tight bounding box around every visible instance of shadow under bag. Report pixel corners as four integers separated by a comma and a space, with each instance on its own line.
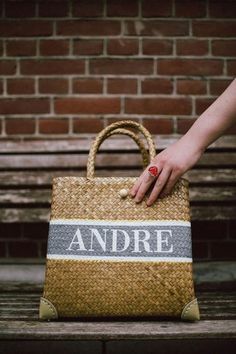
39, 120, 200, 321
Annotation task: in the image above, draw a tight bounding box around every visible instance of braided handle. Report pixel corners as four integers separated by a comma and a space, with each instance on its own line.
86, 120, 157, 179
101, 128, 150, 167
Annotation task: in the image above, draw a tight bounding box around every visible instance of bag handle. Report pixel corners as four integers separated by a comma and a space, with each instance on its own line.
102, 127, 150, 167
86, 120, 157, 179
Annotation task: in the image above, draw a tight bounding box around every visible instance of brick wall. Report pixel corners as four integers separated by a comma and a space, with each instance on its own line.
0, 0, 236, 263
1, 220, 235, 262
0, 0, 236, 138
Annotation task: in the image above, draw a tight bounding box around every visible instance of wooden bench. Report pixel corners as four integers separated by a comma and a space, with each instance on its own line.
0, 134, 236, 353
0, 282, 235, 354
0, 135, 235, 224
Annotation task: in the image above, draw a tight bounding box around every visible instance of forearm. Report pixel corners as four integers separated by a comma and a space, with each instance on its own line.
180, 78, 236, 153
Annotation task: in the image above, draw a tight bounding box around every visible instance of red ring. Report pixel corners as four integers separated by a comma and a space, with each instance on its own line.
148, 165, 158, 177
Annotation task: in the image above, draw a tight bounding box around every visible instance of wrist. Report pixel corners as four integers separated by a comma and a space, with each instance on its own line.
178, 130, 206, 156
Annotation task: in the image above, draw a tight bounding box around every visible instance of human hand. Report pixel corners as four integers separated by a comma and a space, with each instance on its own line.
129, 137, 204, 206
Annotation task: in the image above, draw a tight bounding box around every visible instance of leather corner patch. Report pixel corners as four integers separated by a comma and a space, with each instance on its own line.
39, 296, 58, 320
181, 298, 200, 321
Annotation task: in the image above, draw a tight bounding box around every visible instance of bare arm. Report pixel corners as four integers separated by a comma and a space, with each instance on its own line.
130, 78, 236, 206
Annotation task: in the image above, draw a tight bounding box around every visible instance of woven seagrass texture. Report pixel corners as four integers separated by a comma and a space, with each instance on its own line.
50, 176, 190, 221
43, 259, 195, 317
42, 120, 197, 319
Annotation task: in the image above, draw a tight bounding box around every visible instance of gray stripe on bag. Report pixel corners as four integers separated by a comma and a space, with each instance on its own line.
47, 223, 192, 259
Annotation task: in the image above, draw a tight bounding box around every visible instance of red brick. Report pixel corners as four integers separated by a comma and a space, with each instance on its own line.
40, 40, 69, 56
55, 97, 120, 114
143, 39, 173, 55
124, 20, 189, 36
41, 242, 47, 257
90, 59, 153, 75
7, 78, 35, 95
211, 241, 236, 260
73, 0, 103, 17
0, 242, 6, 257
73, 39, 103, 55
175, 0, 206, 17
8, 241, 38, 258
212, 40, 236, 56
39, 118, 69, 134
0, 223, 23, 238
196, 98, 216, 115
125, 98, 192, 115
176, 39, 208, 56
143, 118, 173, 134
157, 59, 223, 75
0, 41, 3, 56
209, 0, 236, 18
229, 220, 236, 239
209, 79, 232, 95
177, 118, 197, 134
0, 99, 49, 114
57, 20, 121, 36
73, 78, 103, 94
141, 78, 173, 94
73, 118, 104, 133
5, 1, 35, 17
0, 119, 2, 135
192, 241, 209, 260
23, 223, 49, 240
21, 59, 85, 75
107, 79, 137, 94
192, 220, 228, 241
177, 80, 207, 95
227, 60, 236, 75
38, 2, 68, 17
193, 20, 236, 37
0, 80, 3, 94
107, 0, 138, 17
6, 40, 36, 56
5, 118, 35, 135
0, 61, 16, 76
39, 78, 69, 94
107, 39, 139, 55
0, 20, 53, 37
224, 124, 236, 134
142, 0, 172, 17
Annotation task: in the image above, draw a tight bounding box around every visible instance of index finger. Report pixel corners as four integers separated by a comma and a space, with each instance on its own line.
129, 169, 146, 197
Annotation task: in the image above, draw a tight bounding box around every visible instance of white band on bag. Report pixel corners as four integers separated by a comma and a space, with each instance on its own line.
46, 219, 193, 263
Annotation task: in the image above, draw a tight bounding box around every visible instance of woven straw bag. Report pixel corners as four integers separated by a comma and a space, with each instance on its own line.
39, 120, 200, 321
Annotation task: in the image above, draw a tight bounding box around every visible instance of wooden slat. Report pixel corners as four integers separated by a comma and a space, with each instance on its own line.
0, 209, 50, 222
0, 205, 235, 222
0, 318, 235, 340
0, 135, 235, 153
0, 290, 236, 335
190, 187, 236, 201
0, 152, 236, 169
0, 169, 235, 186
0, 284, 235, 340
185, 169, 236, 184
0, 186, 236, 204
1, 295, 236, 321
190, 206, 236, 220
0, 136, 235, 224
